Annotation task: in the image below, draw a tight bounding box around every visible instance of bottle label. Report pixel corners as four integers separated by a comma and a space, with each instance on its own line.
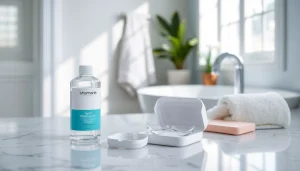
71, 88, 101, 131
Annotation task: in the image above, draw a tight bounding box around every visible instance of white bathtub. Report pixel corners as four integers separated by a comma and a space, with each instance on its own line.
137, 85, 300, 113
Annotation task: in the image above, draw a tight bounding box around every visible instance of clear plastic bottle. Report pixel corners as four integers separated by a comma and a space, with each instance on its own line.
70, 65, 101, 141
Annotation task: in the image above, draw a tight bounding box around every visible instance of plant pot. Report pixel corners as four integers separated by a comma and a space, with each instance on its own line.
202, 73, 218, 85
167, 69, 190, 85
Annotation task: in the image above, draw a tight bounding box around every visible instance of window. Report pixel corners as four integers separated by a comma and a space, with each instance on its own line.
199, 0, 285, 64
0, 4, 18, 48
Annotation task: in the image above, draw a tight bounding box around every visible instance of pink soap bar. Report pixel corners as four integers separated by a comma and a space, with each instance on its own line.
205, 120, 255, 135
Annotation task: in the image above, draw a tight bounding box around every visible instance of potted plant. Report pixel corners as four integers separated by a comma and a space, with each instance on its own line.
153, 11, 198, 85
202, 49, 217, 85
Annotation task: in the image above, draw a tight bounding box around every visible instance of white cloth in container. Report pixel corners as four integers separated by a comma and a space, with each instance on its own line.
207, 92, 291, 129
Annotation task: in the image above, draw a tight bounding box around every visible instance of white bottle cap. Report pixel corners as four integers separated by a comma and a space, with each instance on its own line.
79, 65, 93, 75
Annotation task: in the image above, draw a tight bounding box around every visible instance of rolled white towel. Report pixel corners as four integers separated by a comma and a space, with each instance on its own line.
207, 92, 291, 129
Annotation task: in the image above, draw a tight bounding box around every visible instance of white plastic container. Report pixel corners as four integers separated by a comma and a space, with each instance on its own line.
154, 97, 208, 131
140, 97, 208, 147
140, 131, 204, 147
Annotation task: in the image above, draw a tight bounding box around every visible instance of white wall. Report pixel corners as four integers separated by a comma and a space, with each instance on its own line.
53, 0, 187, 116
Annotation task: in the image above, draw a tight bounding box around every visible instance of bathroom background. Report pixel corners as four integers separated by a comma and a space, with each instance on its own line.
0, 0, 299, 118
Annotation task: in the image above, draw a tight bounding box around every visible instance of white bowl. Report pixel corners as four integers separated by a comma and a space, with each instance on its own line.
137, 85, 300, 113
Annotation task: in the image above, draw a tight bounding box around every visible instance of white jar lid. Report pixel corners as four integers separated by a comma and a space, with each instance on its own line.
154, 97, 208, 132
107, 133, 148, 149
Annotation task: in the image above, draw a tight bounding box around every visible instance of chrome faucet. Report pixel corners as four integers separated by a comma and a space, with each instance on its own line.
212, 52, 244, 94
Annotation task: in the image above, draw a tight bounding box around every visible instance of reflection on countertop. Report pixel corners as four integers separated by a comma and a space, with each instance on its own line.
0, 110, 300, 171
202, 128, 292, 171
105, 142, 207, 171
205, 129, 291, 154
71, 143, 101, 170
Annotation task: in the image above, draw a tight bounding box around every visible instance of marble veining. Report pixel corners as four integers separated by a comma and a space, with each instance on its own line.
0, 110, 300, 171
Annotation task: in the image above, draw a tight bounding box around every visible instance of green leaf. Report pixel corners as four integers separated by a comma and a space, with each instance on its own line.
171, 11, 180, 36
177, 37, 198, 61
153, 45, 173, 59
161, 44, 171, 51
153, 48, 166, 53
178, 45, 190, 61
153, 48, 167, 55
177, 21, 185, 44
205, 63, 212, 73
167, 36, 181, 56
156, 15, 172, 35
187, 37, 198, 46
205, 49, 212, 73
167, 36, 180, 48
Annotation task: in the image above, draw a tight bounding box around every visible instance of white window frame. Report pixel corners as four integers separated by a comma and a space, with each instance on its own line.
0, 2, 19, 48
0, 0, 22, 59
199, 0, 287, 71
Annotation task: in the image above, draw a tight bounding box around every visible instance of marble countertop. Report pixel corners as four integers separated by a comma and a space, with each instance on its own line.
1, 110, 300, 171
